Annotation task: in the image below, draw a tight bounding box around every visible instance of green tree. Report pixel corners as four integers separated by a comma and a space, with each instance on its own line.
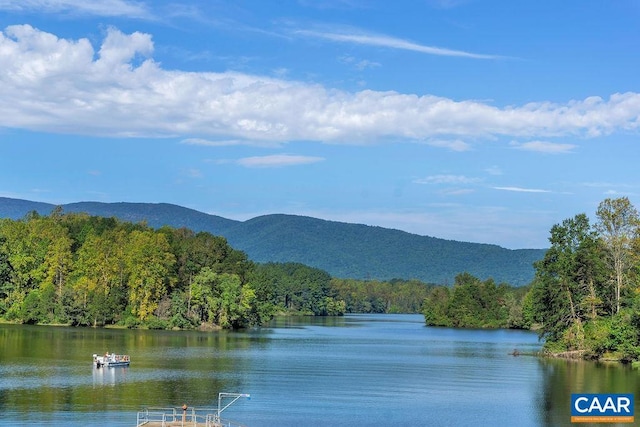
211, 273, 249, 328
72, 230, 128, 325
189, 267, 215, 323
446, 273, 484, 328
125, 230, 176, 320
40, 223, 73, 322
529, 213, 613, 353
191, 267, 262, 328
251, 262, 336, 315
531, 215, 588, 346
0, 235, 13, 316
422, 286, 451, 326
595, 197, 640, 314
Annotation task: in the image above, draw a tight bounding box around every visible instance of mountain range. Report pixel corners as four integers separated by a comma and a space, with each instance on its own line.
0, 197, 546, 286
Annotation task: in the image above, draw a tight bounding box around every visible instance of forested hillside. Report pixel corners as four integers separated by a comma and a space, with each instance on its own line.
0, 198, 545, 285
227, 214, 542, 285
0, 211, 432, 329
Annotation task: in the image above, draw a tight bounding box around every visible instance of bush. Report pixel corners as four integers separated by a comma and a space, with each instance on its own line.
170, 313, 195, 329
145, 316, 169, 330
583, 318, 612, 358
122, 315, 141, 329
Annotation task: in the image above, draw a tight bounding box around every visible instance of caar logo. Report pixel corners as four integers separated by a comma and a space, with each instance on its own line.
571, 393, 634, 423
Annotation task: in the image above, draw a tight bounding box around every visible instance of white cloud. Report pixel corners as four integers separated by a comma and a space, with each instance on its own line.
510, 140, 577, 154
339, 54, 381, 70
484, 166, 503, 176
414, 174, 481, 185
296, 28, 500, 59
581, 181, 631, 189
0, 0, 151, 18
581, 182, 637, 197
181, 138, 283, 148
426, 138, 472, 151
236, 154, 325, 168
493, 186, 551, 193
1, 26, 639, 144
440, 188, 475, 195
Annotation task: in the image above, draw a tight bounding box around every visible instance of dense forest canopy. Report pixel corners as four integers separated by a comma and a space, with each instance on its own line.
523, 197, 640, 361
0, 210, 433, 329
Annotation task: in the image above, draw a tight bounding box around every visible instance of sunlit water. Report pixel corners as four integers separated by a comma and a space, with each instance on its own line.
0, 314, 638, 426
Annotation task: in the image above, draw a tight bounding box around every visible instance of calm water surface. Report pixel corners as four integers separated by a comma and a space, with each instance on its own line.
0, 314, 638, 426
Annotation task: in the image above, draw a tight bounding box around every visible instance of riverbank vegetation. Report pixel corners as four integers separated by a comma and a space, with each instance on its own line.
0, 210, 431, 329
421, 197, 640, 362
525, 197, 640, 362
421, 272, 529, 329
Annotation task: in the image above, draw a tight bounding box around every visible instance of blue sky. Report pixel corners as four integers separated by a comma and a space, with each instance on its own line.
0, 0, 639, 249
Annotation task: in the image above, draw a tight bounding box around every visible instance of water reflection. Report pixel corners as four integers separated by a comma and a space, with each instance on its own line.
92, 366, 129, 387
0, 316, 637, 426
537, 358, 640, 427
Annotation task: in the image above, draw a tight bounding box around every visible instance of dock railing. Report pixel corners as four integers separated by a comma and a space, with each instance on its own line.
136, 406, 248, 427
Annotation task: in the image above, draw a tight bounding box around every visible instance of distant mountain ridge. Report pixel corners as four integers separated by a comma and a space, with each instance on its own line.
0, 197, 546, 286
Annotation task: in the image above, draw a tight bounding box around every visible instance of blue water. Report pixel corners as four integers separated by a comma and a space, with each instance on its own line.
0, 314, 636, 426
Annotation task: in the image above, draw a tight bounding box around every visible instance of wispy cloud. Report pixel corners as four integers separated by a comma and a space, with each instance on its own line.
236, 154, 325, 168
184, 168, 203, 178
297, 0, 367, 10
181, 138, 283, 148
296, 28, 500, 59
339, 54, 381, 70
582, 181, 623, 188
581, 181, 637, 197
0, 26, 639, 144
493, 186, 551, 193
414, 174, 481, 185
427, 0, 470, 9
440, 188, 475, 195
426, 139, 472, 151
0, 0, 151, 18
484, 166, 503, 176
510, 140, 577, 154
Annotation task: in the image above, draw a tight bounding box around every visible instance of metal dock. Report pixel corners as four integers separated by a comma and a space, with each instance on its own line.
135, 406, 247, 427
136, 392, 251, 427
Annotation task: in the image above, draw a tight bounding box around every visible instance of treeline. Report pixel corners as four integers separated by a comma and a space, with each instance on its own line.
421, 197, 640, 363
0, 210, 433, 329
524, 197, 640, 362
331, 278, 433, 314
421, 272, 528, 329
423, 197, 640, 361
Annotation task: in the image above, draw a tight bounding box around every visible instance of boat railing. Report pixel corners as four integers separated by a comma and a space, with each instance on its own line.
136, 406, 248, 427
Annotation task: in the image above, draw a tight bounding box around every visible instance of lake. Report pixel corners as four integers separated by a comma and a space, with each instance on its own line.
0, 314, 638, 426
